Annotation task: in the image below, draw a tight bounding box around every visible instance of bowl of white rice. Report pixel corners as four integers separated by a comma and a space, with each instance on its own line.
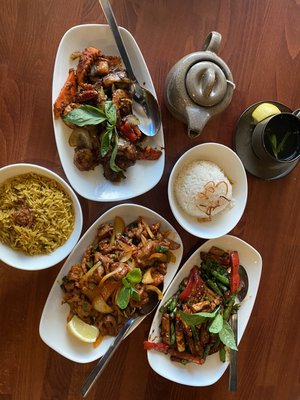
168, 143, 248, 238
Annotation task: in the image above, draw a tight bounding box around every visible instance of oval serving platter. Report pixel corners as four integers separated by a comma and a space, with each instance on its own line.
39, 203, 183, 363
52, 24, 164, 201
147, 235, 262, 386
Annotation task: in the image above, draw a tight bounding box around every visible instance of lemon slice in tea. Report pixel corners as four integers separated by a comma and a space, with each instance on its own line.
252, 103, 281, 123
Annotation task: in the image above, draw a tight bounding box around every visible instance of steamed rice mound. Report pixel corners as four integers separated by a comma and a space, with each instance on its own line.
174, 160, 233, 220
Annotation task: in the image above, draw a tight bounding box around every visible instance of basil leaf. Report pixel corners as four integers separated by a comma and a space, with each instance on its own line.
219, 320, 238, 350
100, 128, 112, 157
105, 101, 117, 125
116, 286, 131, 309
121, 277, 131, 288
126, 268, 142, 284
209, 313, 223, 334
130, 287, 140, 301
179, 307, 220, 326
63, 105, 107, 126
109, 129, 122, 172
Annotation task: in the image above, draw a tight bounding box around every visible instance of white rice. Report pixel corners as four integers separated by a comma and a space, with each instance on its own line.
174, 160, 233, 220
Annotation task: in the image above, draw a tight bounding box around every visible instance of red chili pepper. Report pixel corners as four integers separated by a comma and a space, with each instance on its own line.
119, 121, 141, 142
230, 251, 240, 293
143, 341, 169, 353
178, 265, 202, 301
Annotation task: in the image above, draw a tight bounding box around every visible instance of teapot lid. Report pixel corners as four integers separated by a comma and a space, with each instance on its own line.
185, 60, 229, 107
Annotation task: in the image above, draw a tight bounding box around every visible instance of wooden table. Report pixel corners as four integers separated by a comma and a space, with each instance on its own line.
1, 0, 299, 399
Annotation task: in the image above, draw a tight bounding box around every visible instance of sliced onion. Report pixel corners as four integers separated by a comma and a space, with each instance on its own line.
140, 233, 147, 246
92, 295, 113, 313
144, 284, 163, 300
148, 253, 168, 262
142, 219, 155, 239
69, 127, 93, 148
80, 261, 102, 285
110, 216, 126, 244
142, 267, 154, 284
99, 264, 124, 286
123, 114, 140, 126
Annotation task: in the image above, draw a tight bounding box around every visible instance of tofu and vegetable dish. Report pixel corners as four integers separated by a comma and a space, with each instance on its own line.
53, 47, 162, 182
61, 216, 181, 344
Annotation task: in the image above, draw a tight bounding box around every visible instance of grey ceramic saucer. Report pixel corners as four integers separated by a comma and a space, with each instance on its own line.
233, 101, 299, 180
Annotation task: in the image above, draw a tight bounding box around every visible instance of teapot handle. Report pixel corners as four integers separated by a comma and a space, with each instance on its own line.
293, 108, 300, 118
202, 31, 222, 54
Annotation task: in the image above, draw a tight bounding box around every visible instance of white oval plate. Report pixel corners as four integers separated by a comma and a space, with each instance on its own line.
168, 143, 248, 239
39, 203, 183, 363
147, 235, 262, 386
52, 24, 164, 201
0, 163, 83, 270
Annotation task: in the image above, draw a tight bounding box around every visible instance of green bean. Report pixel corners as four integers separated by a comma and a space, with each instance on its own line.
170, 307, 177, 319
159, 297, 173, 313
206, 280, 223, 296
211, 270, 230, 286
223, 295, 236, 320
219, 346, 226, 362
170, 321, 176, 345
216, 281, 229, 293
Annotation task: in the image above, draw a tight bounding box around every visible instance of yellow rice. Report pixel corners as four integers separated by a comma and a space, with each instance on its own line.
0, 172, 75, 255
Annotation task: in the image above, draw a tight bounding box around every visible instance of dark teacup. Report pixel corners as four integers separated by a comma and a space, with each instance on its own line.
252, 111, 300, 163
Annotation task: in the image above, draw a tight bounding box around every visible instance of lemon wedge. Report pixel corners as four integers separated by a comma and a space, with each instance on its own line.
251, 103, 281, 123
67, 315, 99, 343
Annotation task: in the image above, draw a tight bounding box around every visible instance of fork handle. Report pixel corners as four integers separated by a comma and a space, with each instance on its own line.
229, 313, 238, 391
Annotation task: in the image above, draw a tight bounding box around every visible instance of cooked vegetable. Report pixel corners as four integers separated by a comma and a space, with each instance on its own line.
61, 216, 181, 344
145, 246, 240, 365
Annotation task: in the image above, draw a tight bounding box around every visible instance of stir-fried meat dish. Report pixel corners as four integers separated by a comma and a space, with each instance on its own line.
144, 246, 241, 365
61, 216, 180, 342
53, 47, 162, 182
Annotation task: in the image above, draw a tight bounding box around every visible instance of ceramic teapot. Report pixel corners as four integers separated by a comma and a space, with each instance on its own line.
165, 31, 235, 138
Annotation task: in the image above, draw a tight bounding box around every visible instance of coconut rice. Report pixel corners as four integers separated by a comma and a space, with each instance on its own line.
174, 160, 233, 220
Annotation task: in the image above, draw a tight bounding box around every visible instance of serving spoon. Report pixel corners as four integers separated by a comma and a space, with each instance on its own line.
99, 0, 161, 137
80, 290, 160, 397
229, 265, 249, 391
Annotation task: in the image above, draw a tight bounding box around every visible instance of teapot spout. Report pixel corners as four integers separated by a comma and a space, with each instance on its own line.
185, 106, 211, 138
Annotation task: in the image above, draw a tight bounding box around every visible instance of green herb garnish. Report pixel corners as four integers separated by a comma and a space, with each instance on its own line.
63, 101, 122, 173
116, 268, 142, 310
179, 308, 237, 351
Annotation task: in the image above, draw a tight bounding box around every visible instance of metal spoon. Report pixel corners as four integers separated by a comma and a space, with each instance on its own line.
99, 0, 161, 136
80, 290, 160, 397
229, 265, 249, 392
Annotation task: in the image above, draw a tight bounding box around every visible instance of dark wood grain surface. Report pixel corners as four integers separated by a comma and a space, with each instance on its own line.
1, 0, 300, 399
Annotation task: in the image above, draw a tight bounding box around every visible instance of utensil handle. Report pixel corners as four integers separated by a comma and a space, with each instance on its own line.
99, 0, 136, 81
80, 317, 135, 397
229, 313, 238, 391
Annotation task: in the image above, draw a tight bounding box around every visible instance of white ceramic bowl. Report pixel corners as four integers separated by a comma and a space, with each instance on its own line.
147, 235, 262, 386
168, 143, 248, 239
39, 203, 183, 363
0, 163, 83, 270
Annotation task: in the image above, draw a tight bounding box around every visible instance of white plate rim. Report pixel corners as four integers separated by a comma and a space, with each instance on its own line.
39, 203, 183, 363
147, 234, 262, 386
52, 24, 165, 202
0, 163, 83, 270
